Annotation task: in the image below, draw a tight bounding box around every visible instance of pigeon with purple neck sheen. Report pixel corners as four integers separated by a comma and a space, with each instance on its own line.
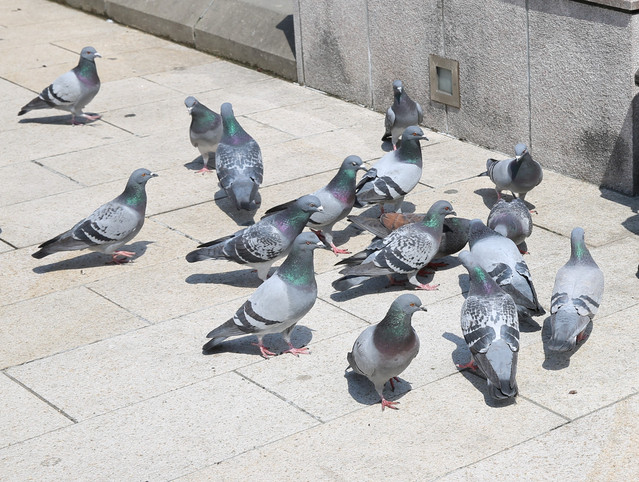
487, 197, 533, 254
18, 46, 101, 125
484, 143, 543, 202
185, 96, 222, 173
263, 156, 367, 254
215, 102, 263, 211
457, 251, 519, 400
355, 126, 428, 213
382, 80, 424, 150
32, 168, 157, 263
185, 195, 323, 280
347, 294, 425, 410
548, 227, 604, 352
203, 232, 326, 358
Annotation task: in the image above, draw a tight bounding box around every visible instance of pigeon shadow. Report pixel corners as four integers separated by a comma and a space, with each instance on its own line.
202, 325, 313, 356
213, 188, 258, 226
18, 114, 100, 126
330, 222, 365, 249
185, 268, 267, 289
32, 241, 153, 273
598, 187, 639, 236
184, 155, 216, 172
541, 316, 593, 370
344, 369, 412, 408
275, 15, 296, 57
328, 274, 420, 302
473, 188, 537, 212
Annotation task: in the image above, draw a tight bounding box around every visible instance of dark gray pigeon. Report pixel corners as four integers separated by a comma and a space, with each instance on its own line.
333, 200, 455, 291
263, 155, 367, 254
203, 232, 325, 358
18, 46, 101, 125
487, 197, 533, 254
484, 143, 543, 202
32, 168, 157, 263
215, 102, 263, 211
457, 251, 519, 400
468, 219, 545, 320
355, 126, 428, 213
185, 96, 222, 173
186, 195, 323, 280
381, 80, 424, 150
347, 294, 425, 410
548, 227, 604, 352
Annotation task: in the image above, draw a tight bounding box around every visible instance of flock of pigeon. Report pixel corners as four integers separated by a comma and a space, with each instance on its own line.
20, 47, 605, 411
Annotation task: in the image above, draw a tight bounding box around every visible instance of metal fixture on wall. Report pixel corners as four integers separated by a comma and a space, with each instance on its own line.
429, 54, 460, 108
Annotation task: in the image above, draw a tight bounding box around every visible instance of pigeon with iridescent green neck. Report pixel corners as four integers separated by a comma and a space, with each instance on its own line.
203, 232, 325, 358
185, 96, 222, 173
382, 80, 424, 150
18, 46, 101, 125
457, 251, 519, 400
332, 200, 455, 291
355, 125, 428, 213
186, 195, 322, 280
548, 227, 604, 352
263, 155, 367, 254
215, 102, 263, 211
32, 168, 157, 263
347, 294, 425, 410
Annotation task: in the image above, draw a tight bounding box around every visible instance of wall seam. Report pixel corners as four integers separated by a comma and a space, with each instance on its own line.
364, 0, 374, 108
525, 0, 533, 150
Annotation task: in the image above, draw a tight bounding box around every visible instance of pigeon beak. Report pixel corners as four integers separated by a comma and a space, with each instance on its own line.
186, 106, 194, 114
316, 206, 324, 212
150, 172, 159, 178
94, 52, 102, 58
419, 306, 428, 312
359, 163, 369, 172
448, 210, 457, 216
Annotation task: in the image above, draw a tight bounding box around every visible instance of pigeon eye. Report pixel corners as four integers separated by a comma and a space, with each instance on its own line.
410, 303, 415, 306
306, 241, 311, 245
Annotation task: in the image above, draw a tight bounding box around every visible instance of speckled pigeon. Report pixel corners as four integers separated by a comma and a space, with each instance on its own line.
32, 168, 157, 263
487, 197, 533, 254
185, 96, 222, 173
18, 46, 101, 125
548, 227, 604, 352
457, 251, 519, 400
347, 294, 425, 410
355, 126, 428, 213
215, 102, 263, 211
468, 219, 545, 320
484, 143, 543, 201
381, 80, 424, 150
332, 200, 455, 291
186, 195, 322, 280
203, 232, 325, 358
263, 156, 367, 254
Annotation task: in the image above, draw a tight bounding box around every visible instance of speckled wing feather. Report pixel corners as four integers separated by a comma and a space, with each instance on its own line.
216, 139, 263, 188
461, 294, 519, 355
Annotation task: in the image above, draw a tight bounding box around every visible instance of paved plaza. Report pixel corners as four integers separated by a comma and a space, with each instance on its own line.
1, 0, 639, 479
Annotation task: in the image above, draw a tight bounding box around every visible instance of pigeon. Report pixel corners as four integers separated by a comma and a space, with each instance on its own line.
185, 96, 222, 173
203, 232, 325, 358
186, 195, 323, 280
484, 143, 543, 202
548, 227, 604, 352
347, 294, 425, 410
487, 197, 533, 253
468, 219, 545, 320
381, 80, 424, 150
32, 168, 157, 262
332, 200, 455, 291
355, 125, 428, 213
18, 46, 101, 125
457, 251, 519, 400
262, 155, 367, 254
347, 212, 470, 267
215, 102, 263, 211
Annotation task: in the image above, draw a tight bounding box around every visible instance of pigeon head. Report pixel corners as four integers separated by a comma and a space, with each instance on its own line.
292, 232, 326, 252
80, 46, 101, 61
392, 80, 404, 95
422, 200, 455, 227
391, 294, 427, 316
295, 195, 323, 214
514, 143, 528, 158
127, 169, 158, 188
569, 226, 595, 265
220, 102, 235, 119
375, 294, 425, 345
341, 155, 366, 172
184, 96, 198, 113
400, 126, 428, 143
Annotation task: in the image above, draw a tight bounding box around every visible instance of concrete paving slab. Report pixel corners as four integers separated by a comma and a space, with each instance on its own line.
0, 0, 80, 27
89, 76, 180, 114
0, 161, 81, 207
0, 373, 72, 449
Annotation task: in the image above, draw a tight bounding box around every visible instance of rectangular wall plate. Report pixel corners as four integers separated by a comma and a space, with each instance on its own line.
429, 54, 460, 108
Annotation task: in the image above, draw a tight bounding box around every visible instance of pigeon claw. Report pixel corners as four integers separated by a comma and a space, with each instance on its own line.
253, 343, 277, 359
82, 113, 101, 121
282, 345, 310, 357
195, 166, 213, 174
415, 282, 439, 291
388, 376, 401, 392
457, 360, 478, 372
576, 331, 589, 344
381, 397, 399, 411
331, 245, 351, 255
110, 251, 135, 264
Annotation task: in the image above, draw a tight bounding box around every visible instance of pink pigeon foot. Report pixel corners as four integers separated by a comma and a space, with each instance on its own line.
576, 331, 589, 344
457, 360, 478, 371
381, 397, 399, 411
388, 376, 401, 391
519, 249, 530, 255
331, 245, 350, 255
82, 113, 101, 121
282, 344, 310, 357
252, 342, 277, 358
195, 166, 212, 174
110, 250, 135, 264
415, 282, 439, 291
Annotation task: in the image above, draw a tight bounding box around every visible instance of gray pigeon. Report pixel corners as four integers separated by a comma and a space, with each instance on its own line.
333, 200, 455, 291
18, 46, 101, 125
347, 294, 425, 410
468, 219, 545, 320
262, 156, 367, 254
215, 102, 263, 211
186, 195, 323, 280
185, 96, 222, 173
458, 251, 519, 400
203, 232, 325, 358
485, 143, 543, 201
381, 80, 424, 150
355, 126, 428, 213
32, 168, 157, 262
548, 227, 604, 352
487, 197, 533, 254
